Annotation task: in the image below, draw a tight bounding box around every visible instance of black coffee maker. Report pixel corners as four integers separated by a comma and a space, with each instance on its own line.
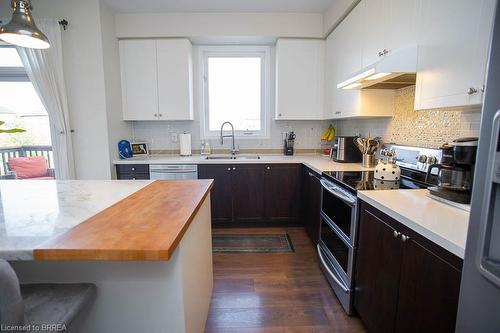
426, 137, 478, 204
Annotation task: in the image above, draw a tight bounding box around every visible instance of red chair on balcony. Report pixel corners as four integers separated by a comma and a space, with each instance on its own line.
7, 156, 55, 180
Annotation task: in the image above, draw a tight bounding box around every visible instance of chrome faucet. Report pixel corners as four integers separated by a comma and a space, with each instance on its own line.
220, 121, 238, 155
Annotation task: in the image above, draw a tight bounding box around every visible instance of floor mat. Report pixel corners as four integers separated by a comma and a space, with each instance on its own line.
212, 233, 294, 253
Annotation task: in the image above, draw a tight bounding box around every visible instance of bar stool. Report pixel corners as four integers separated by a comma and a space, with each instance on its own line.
0, 259, 96, 333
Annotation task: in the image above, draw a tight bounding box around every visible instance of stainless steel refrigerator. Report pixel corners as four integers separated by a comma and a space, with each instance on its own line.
456, 1, 500, 332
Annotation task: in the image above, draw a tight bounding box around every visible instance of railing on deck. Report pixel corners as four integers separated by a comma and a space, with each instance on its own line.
0, 146, 54, 175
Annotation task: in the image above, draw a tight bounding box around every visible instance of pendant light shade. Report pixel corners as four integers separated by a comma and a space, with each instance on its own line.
0, 0, 50, 49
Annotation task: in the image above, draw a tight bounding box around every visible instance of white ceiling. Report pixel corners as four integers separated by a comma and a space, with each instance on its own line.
104, 0, 335, 13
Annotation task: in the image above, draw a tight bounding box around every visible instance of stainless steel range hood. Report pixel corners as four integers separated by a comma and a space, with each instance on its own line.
337, 46, 417, 90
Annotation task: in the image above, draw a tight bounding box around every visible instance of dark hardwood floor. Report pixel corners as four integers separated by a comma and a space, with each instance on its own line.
206, 227, 367, 333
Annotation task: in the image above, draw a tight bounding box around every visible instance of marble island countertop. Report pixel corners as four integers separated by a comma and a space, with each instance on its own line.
113, 154, 374, 174
0, 180, 152, 260
1, 179, 213, 261
358, 189, 470, 259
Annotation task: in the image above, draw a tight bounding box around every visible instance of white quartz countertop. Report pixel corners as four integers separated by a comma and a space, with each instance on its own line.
0, 180, 152, 260
113, 154, 373, 174
358, 189, 470, 259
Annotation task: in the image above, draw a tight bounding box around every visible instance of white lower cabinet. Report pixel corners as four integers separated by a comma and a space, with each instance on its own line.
414, 0, 496, 110
119, 39, 194, 121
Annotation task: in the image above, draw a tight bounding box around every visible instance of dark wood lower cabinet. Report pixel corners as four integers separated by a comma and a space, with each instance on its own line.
395, 238, 462, 333
115, 164, 150, 179
301, 166, 321, 244
354, 207, 403, 333
198, 164, 233, 224
354, 201, 463, 333
264, 164, 301, 224
232, 164, 265, 223
198, 163, 302, 226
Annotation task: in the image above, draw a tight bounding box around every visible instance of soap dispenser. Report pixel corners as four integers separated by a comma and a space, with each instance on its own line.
201, 140, 211, 155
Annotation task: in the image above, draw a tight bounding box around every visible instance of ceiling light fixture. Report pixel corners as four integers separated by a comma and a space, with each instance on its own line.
0, 0, 50, 49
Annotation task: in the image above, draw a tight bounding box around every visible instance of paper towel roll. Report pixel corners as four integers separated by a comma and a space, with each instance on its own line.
179, 133, 192, 156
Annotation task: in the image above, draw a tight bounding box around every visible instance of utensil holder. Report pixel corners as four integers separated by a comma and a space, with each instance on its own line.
362, 154, 377, 168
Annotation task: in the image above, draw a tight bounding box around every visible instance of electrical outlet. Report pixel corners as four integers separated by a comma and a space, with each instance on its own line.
171, 133, 178, 142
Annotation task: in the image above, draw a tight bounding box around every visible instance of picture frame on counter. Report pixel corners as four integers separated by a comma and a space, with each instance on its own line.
131, 142, 149, 156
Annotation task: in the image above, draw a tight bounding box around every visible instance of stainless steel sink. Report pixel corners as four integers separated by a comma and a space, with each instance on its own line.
205, 155, 236, 160
205, 155, 260, 160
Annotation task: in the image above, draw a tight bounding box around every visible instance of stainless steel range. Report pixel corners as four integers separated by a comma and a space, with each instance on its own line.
318, 144, 442, 314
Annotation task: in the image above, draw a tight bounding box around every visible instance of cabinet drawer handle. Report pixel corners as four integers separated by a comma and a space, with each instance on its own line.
317, 245, 349, 293
266, 166, 270, 170
227, 167, 231, 171
393, 231, 401, 239
467, 87, 478, 95
232, 167, 236, 170
335, 111, 342, 115
158, 113, 163, 117
401, 235, 410, 242
131, 167, 135, 171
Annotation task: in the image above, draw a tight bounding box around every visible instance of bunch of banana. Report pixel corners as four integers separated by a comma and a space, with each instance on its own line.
321, 124, 336, 142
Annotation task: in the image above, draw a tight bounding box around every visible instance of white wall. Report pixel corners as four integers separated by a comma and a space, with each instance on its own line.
0, 0, 129, 179
99, 0, 132, 178
115, 12, 324, 39
38, 0, 112, 179
132, 46, 331, 152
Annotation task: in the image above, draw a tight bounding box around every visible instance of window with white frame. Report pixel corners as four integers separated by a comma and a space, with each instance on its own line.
200, 46, 270, 139
0, 46, 54, 175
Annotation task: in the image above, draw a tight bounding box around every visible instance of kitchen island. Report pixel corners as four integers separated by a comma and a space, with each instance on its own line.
0, 179, 214, 333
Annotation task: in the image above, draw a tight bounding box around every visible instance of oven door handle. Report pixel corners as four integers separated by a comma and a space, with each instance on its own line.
317, 245, 349, 293
320, 179, 357, 206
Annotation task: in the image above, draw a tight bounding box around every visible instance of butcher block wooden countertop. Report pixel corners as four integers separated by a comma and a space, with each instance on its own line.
33, 180, 213, 261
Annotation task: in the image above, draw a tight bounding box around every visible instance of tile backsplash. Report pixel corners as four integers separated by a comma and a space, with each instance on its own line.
132, 85, 482, 153
336, 86, 482, 148
132, 119, 331, 152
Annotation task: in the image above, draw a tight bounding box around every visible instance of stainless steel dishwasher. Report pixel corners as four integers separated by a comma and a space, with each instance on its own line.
149, 164, 198, 180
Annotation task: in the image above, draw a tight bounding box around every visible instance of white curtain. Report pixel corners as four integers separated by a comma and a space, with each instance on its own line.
16, 19, 75, 179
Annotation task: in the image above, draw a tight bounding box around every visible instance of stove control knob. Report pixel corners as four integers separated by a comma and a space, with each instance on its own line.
427, 156, 438, 165
417, 155, 427, 163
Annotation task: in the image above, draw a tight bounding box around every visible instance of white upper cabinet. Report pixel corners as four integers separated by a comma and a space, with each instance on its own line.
119, 39, 194, 121
414, 0, 496, 110
330, 4, 363, 118
119, 40, 158, 121
325, 2, 361, 119
361, 0, 420, 68
385, 0, 420, 55
325, 3, 394, 120
157, 39, 194, 120
361, 0, 385, 68
275, 39, 325, 120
